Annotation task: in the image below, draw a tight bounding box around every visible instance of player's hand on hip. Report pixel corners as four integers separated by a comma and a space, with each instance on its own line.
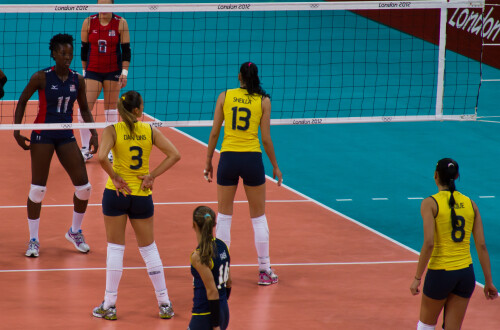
119, 75, 127, 88
138, 174, 154, 191
112, 175, 131, 196
89, 134, 99, 154
273, 167, 283, 186
13, 131, 30, 150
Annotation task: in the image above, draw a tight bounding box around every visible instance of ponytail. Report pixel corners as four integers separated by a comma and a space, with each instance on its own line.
239, 62, 270, 98
436, 158, 460, 234
117, 90, 142, 134
193, 206, 217, 266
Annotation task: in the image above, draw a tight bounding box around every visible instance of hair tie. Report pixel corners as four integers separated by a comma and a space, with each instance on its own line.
248, 62, 252, 67
448, 163, 454, 168
204, 213, 211, 220
121, 96, 126, 100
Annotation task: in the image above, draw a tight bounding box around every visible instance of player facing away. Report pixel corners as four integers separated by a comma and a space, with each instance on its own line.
78, 0, 130, 162
92, 90, 180, 320
204, 62, 283, 285
410, 158, 497, 330
189, 206, 231, 330
13, 33, 98, 257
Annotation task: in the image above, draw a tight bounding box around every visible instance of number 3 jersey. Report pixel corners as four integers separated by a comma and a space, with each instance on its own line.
428, 190, 475, 270
191, 238, 230, 314
220, 88, 263, 153
33, 67, 79, 137
105, 121, 153, 196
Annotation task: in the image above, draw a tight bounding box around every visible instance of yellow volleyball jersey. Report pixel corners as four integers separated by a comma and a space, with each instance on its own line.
220, 88, 263, 153
105, 121, 153, 196
428, 190, 475, 270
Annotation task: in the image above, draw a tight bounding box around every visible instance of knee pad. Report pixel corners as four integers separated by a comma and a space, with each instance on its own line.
105, 109, 119, 123
28, 184, 47, 203
252, 215, 269, 242
75, 183, 92, 201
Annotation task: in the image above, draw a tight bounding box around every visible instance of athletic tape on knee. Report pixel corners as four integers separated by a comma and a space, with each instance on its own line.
251, 215, 269, 242
75, 183, 92, 201
28, 184, 47, 204
139, 242, 164, 271
105, 109, 119, 123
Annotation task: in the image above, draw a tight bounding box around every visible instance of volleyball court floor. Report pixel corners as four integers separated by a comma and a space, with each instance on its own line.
0, 106, 498, 329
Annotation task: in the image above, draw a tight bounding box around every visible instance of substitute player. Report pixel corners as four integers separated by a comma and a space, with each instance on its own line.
204, 62, 282, 285
189, 206, 231, 330
78, 0, 130, 162
410, 158, 497, 329
92, 90, 180, 320
14, 33, 98, 257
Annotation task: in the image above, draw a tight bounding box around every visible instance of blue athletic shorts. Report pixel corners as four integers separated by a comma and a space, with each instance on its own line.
423, 264, 475, 300
217, 151, 265, 186
188, 299, 229, 330
30, 130, 76, 146
102, 188, 154, 219
85, 69, 121, 82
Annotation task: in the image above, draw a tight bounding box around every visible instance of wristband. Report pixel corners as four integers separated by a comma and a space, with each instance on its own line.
121, 69, 128, 77
415, 276, 421, 281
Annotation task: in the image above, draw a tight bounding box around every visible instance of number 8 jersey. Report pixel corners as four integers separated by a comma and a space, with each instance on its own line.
105, 121, 153, 196
191, 238, 231, 315
428, 190, 475, 271
220, 88, 263, 153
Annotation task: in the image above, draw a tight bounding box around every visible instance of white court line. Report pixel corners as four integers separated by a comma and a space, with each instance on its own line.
408, 197, 424, 200
0, 199, 310, 209
479, 196, 495, 199
372, 197, 389, 201
336, 199, 352, 202
0, 260, 418, 273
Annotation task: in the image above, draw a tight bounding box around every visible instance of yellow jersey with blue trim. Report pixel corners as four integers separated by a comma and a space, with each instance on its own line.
105, 121, 153, 196
220, 88, 262, 153
428, 190, 475, 270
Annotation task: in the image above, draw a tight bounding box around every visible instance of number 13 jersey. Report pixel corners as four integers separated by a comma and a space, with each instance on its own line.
105, 121, 153, 196
220, 88, 262, 153
428, 190, 475, 270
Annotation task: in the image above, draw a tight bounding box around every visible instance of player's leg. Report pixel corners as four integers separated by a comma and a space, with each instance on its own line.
102, 77, 121, 162
418, 294, 447, 329
216, 152, 239, 248
129, 195, 174, 318
78, 77, 102, 160
25, 140, 55, 257
55, 139, 91, 252
442, 265, 475, 329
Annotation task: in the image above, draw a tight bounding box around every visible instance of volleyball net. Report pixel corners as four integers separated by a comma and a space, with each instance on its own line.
0, 1, 488, 130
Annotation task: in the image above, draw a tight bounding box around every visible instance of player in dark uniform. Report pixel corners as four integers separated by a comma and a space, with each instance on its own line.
14, 34, 98, 258
78, 0, 130, 162
189, 206, 232, 330
0, 68, 7, 99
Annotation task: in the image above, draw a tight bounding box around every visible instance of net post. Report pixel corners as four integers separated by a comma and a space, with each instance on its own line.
435, 0, 448, 120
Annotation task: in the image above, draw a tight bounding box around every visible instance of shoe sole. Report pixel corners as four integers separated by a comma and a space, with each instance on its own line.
25, 252, 39, 257
65, 232, 90, 253
159, 315, 174, 319
92, 312, 117, 320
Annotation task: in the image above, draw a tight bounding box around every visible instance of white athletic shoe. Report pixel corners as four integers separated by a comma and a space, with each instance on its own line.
81, 147, 93, 162
25, 238, 40, 257
65, 229, 90, 253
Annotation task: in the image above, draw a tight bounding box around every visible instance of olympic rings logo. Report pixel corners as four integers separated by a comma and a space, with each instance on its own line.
61, 124, 73, 129
149, 5, 158, 11
382, 117, 393, 122
310, 4, 320, 8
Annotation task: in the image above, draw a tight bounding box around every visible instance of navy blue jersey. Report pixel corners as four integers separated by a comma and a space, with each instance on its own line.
35, 67, 79, 125
191, 238, 230, 314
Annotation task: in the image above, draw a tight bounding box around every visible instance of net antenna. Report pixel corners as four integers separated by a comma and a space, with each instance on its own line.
0, 1, 485, 130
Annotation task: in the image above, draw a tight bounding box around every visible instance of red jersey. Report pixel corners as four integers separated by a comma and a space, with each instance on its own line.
86, 14, 122, 73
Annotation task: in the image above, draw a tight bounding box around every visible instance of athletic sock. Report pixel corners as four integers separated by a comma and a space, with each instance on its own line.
77, 108, 90, 149
71, 211, 84, 233
104, 243, 125, 309
216, 213, 232, 248
139, 242, 170, 306
105, 109, 119, 123
28, 218, 40, 241
417, 320, 436, 330
252, 214, 271, 271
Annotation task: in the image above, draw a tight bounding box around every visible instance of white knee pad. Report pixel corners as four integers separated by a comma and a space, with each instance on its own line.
75, 183, 92, 201
252, 215, 269, 242
105, 109, 119, 123
28, 184, 46, 203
